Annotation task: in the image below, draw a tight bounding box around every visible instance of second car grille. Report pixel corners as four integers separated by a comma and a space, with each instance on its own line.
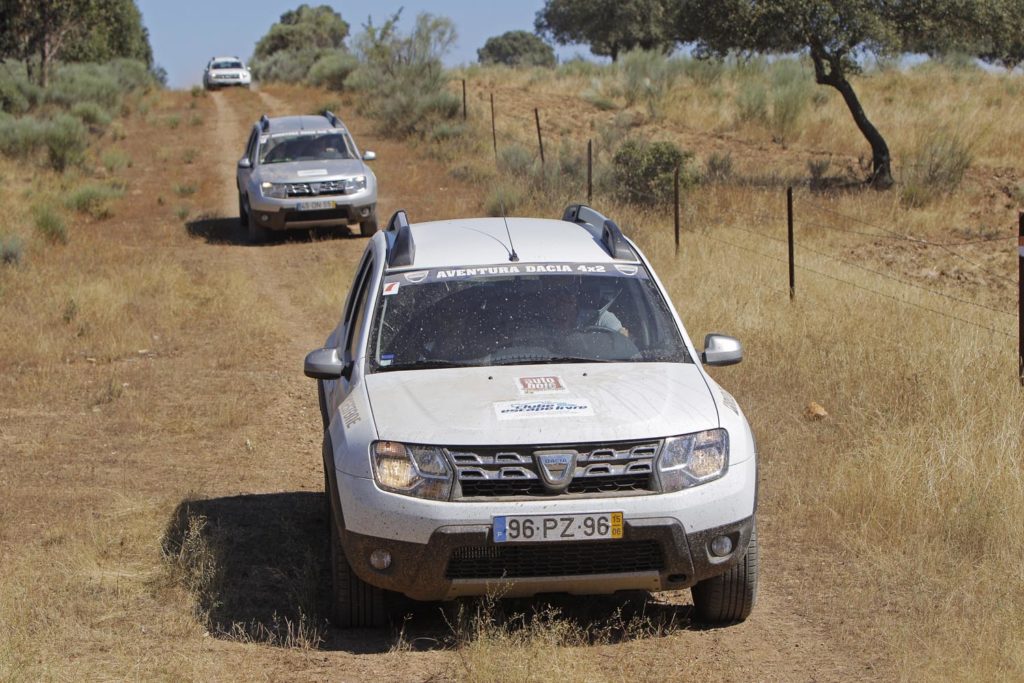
451, 440, 660, 498
445, 540, 663, 579
285, 180, 350, 197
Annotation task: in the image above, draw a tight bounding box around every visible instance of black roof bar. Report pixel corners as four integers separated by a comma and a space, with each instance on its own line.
386, 210, 415, 267
561, 204, 636, 261
259, 114, 270, 132
323, 110, 342, 128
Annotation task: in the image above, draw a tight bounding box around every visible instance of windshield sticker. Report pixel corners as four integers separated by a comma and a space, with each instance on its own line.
384, 262, 648, 286
340, 398, 361, 428
382, 281, 400, 296
259, 135, 269, 144
379, 353, 395, 367
297, 169, 328, 177
494, 398, 593, 420
517, 376, 567, 395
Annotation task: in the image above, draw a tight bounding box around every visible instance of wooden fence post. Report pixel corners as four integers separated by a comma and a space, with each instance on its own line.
461, 79, 467, 120
674, 165, 680, 256
787, 186, 795, 300
490, 93, 497, 164
534, 108, 545, 167
587, 139, 592, 204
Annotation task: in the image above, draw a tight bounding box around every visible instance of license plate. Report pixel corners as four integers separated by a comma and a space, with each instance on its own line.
297, 200, 335, 211
493, 512, 623, 543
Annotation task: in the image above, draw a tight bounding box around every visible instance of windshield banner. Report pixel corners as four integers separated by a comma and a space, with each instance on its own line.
385, 262, 648, 286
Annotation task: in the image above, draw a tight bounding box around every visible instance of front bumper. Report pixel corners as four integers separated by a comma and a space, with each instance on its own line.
338, 514, 755, 601
248, 202, 376, 230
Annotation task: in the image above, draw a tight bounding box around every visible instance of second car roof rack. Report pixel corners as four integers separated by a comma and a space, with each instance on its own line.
323, 110, 342, 129
561, 204, 637, 261
385, 210, 415, 268
259, 114, 270, 132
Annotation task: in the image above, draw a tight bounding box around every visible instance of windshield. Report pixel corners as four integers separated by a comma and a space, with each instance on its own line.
258, 132, 355, 164
212, 60, 243, 69
368, 264, 691, 372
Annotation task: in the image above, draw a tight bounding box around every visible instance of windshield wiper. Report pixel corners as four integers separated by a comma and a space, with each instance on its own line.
376, 359, 471, 372
492, 356, 617, 366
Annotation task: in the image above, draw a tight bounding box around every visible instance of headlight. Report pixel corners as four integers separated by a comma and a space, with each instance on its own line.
342, 175, 366, 192
371, 441, 452, 500
260, 181, 287, 199
657, 429, 729, 491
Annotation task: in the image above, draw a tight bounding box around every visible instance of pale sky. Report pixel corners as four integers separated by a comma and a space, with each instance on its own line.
137, 1, 594, 89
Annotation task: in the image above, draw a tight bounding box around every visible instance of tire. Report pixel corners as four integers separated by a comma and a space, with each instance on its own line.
247, 209, 271, 244
359, 217, 378, 237
324, 450, 387, 628
691, 522, 759, 624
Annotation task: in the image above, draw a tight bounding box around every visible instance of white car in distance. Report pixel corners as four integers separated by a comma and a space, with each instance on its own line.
305, 205, 759, 627
203, 56, 251, 90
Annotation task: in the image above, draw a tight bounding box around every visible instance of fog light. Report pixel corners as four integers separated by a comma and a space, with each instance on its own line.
360, 207, 370, 217
369, 549, 392, 570
710, 535, 733, 557
260, 213, 269, 222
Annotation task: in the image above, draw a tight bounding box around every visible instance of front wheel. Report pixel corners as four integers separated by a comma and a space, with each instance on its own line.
691, 522, 759, 624
326, 469, 387, 628
359, 217, 378, 237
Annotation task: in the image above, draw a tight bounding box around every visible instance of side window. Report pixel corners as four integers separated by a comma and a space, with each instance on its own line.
345, 258, 375, 360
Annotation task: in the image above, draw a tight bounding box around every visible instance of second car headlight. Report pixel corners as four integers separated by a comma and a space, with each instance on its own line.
372, 441, 452, 500
260, 181, 288, 199
342, 175, 366, 192
657, 429, 729, 491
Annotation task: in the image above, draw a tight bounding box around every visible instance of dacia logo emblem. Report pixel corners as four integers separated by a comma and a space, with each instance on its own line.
535, 451, 577, 492
310, 182, 321, 195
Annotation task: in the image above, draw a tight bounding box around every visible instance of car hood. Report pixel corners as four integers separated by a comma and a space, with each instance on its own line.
255, 159, 367, 182
363, 362, 718, 446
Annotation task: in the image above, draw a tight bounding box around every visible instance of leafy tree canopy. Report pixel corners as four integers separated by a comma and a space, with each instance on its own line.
478, 30, 555, 67
535, 0, 677, 61
253, 4, 349, 60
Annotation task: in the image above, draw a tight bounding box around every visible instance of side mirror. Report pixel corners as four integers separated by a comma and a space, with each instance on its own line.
701, 334, 743, 366
304, 347, 351, 379
237, 157, 251, 169
362, 151, 376, 161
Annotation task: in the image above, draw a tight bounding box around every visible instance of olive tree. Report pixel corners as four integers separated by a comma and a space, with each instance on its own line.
535, 0, 677, 61
678, 0, 993, 189
478, 30, 555, 67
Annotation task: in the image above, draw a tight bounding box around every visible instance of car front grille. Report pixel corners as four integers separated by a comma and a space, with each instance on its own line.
451, 440, 660, 499
445, 540, 663, 579
285, 180, 350, 197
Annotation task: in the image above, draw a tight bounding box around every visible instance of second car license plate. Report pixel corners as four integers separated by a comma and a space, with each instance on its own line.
493, 512, 623, 543
297, 200, 335, 211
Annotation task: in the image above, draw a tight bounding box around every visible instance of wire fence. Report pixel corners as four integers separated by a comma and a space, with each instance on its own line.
476, 90, 1023, 380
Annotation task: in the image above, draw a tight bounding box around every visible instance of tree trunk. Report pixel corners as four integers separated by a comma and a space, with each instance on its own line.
809, 43, 893, 190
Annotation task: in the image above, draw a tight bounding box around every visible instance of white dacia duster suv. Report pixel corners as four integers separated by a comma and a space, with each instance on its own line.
304, 206, 758, 627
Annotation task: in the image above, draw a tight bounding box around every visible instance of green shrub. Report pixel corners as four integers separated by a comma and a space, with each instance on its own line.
484, 183, 524, 216
34, 205, 68, 244
429, 121, 466, 142
307, 50, 359, 90
182, 148, 198, 164
44, 114, 88, 171
0, 115, 47, 158
101, 148, 129, 172
252, 47, 322, 84
166, 114, 180, 129
71, 101, 112, 129
557, 58, 604, 78
769, 59, 812, 143
190, 85, 205, 98
0, 63, 42, 114
736, 81, 768, 124
174, 183, 197, 197
189, 113, 202, 127
581, 88, 617, 111
66, 184, 122, 218
619, 50, 680, 111
498, 143, 535, 177
900, 127, 974, 207
176, 206, 189, 220
612, 139, 693, 205
682, 57, 725, 87
47, 63, 121, 110
109, 121, 126, 141
1, 234, 24, 265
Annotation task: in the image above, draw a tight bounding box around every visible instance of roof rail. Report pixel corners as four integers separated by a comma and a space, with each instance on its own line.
386, 210, 415, 268
259, 114, 270, 132
323, 110, 342, 128
561, 204, 636, 261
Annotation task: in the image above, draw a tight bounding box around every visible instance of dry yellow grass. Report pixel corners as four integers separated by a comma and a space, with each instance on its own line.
1, 61, 1021, 681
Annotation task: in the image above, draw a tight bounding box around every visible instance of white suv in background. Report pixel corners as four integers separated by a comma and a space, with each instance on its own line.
203, 56, 251, 90
305, 205, 759, 628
